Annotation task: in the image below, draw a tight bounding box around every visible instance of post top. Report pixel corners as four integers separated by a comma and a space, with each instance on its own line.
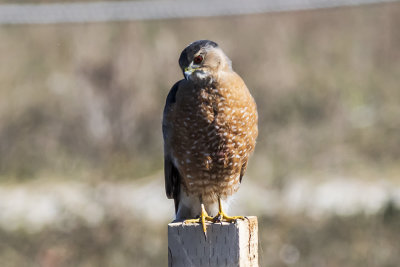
168, 216, 257, 227
168, 216, 258, 266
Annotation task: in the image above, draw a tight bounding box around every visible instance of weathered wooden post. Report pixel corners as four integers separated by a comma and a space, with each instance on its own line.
168, 216, 258, 267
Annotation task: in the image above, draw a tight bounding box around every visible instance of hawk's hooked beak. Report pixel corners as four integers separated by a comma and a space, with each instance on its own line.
184, 64, 198, 80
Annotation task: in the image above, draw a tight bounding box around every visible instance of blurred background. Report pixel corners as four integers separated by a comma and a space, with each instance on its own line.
0, 0, 400, 266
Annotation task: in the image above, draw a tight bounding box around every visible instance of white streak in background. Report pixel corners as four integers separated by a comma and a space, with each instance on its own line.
0, 175, 399, 233
0, 183, 105, 233
0, 0, 397, 25
282, 177, 390, 217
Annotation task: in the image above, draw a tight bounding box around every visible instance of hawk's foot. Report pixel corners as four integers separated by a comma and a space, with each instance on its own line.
184, 204, 213, 238
213, 211, 244, 223
214, 197, 245, 223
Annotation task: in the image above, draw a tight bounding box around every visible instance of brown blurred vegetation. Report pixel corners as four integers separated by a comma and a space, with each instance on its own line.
1, 212, 400, 267
0, 2, 399, 184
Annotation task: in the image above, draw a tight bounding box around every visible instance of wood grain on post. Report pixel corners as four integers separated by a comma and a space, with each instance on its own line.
168, 216, 258, 267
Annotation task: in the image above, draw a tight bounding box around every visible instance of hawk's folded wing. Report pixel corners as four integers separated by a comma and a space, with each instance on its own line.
162, 80, 183, 213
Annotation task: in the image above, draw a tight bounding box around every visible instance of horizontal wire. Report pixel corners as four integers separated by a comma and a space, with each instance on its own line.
0, 0, 398, 25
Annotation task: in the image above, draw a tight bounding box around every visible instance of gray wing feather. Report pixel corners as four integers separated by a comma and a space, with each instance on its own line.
163, 81, 183, 213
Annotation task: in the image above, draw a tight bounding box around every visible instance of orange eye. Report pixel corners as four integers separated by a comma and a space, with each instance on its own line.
193, 55, 203, 64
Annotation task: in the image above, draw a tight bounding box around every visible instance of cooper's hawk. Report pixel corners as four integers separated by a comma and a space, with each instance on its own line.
163, 40, 258, 235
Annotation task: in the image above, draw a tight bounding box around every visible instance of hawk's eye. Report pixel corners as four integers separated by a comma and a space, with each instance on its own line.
193, 55, 203, 64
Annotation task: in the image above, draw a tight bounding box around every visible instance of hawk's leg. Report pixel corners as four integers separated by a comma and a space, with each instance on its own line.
214, 198, 245, 222
184, 203, 214, 237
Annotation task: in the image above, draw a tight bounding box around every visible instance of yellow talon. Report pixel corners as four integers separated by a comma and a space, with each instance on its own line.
183, 199, 244, 239
214, 198, 245, 223
184, 204, 213, 238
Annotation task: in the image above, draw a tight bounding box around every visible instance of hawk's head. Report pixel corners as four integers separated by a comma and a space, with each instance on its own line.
178, 40, 232, 81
